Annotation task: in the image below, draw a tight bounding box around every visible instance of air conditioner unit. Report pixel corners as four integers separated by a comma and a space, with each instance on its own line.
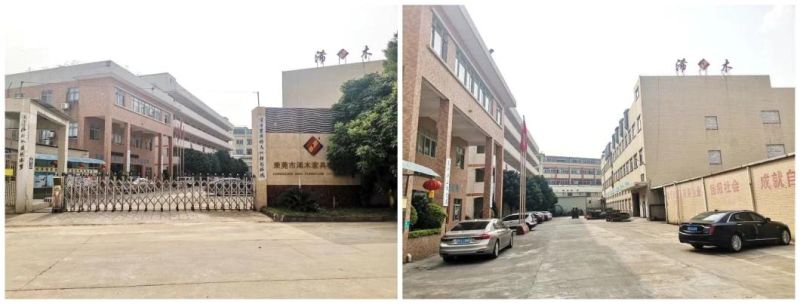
61, 103, 70, 110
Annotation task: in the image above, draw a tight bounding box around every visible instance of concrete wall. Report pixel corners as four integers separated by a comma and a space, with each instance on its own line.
282, 61, 384, 109
664, 154, 794, 236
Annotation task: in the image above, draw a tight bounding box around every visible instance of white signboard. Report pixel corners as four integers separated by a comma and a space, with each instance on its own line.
256, 114, 267, 180
442, 158, 451, 206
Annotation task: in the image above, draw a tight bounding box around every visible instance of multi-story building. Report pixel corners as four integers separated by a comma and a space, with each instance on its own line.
541, 155, 602, 213
231, 126, 253, 173
282, 60, 384, 108
5, 60, 234, 177
600, 75, 794, 220
465, 106, 542, 218
403, 5, 516, 233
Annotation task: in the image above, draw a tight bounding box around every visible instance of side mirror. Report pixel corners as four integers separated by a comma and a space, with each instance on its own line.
765, 217, 771, 223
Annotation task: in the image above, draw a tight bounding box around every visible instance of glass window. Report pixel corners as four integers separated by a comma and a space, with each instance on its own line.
417, 134, 436, 157
476, 145, 485, 154
89, 127, 100, 140
246, 139, 252, 145
455, 146, 465, 169
730, 212, 754, 222
451, 221, 489, 231
236, 149, 244, 155
115, 89, 126, 106
246, 148, 252, 155
431, 15, 448, 61
453, 199, 462, 221
236, 140, 244, 145
475, 168, 485, 182
767, 144, 785, 158
164, 113, 171, 124
67, 87, 80, 103
68, 122, 78, 138
705, 116, 718, 130
113, 132, 122, 145
749, 212, 765, 222
760, 111, 780, 124
708, 150, 722, 165
41, 90, 53, 104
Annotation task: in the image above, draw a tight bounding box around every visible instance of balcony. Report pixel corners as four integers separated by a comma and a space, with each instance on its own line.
173, 120, 231, 151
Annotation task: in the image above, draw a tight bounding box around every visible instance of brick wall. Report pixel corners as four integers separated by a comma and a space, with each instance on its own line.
404, 234, 441, 262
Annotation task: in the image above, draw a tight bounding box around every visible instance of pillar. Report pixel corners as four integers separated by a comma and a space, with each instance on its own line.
103, 117, 112, 175
56, 122, 68, 174
434, 98, 453, 223
167, 136, 174, 177
15, 110, 37, 213
494, 141, 504, 217
123, 123, 131, 174
482, 136, 493, 218
157, 134, 163, 178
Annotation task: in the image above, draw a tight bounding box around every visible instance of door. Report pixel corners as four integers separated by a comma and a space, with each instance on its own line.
631, 192, 641, 217
473, 197, 484, 219
730, 212, 757, 241
749, 212, 779, 240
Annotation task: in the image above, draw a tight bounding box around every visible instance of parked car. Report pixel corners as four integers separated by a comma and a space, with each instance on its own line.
173, 176, 197, 187
440, 219, 514, 262
585, 208, 605, 220
502, 213, 538, 230
531, 211, 545, 223
679, 210, 792, 252
605, 210, 631, 222
534, 211, 552, 221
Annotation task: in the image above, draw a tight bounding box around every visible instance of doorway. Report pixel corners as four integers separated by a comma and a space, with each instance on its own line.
632, 192, 641, 217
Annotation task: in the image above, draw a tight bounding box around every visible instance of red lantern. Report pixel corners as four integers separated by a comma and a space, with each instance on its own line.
423, 179, 442, 191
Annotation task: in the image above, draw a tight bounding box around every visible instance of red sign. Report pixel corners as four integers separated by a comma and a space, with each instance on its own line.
303, 136, 324, 156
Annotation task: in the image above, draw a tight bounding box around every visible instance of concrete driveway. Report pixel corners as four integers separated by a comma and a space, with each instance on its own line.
403, 217, 794, 299
5, 211, 396, 298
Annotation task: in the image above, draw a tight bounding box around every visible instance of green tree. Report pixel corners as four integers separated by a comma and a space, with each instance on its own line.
532, 175, 557, 211
327, 34, 398, 207
502, 170, 520, 214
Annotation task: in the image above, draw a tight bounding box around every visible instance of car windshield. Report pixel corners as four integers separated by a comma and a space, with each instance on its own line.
690, 212, 727, 222
451, 221, 489, 231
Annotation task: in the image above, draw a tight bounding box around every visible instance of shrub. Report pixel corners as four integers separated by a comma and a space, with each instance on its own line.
409, 228, 440, 239
275, 187, 320, 212
411, 194, 446, 230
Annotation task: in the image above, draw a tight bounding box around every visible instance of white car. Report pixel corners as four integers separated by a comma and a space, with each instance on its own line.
502, 213, 538, 230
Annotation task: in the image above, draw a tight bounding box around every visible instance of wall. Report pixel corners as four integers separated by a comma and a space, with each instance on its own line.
404, 234, 441, 262
282, 61, 384, 109
663, 154, 794, 236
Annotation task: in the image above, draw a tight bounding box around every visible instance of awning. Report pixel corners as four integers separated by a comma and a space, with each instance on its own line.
35, 153, 106, 165
402, 160, 439, 177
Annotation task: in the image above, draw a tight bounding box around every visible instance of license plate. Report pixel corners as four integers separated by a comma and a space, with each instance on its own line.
454, 238, 470, 245
687, 226, 698, 232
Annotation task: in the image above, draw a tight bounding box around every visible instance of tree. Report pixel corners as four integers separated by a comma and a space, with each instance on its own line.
327, 34, 398, 207
532, 175, 557, 211
502, 170, 520, 214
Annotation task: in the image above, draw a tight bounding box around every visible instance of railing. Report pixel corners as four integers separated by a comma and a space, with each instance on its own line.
63, 174, 254, 212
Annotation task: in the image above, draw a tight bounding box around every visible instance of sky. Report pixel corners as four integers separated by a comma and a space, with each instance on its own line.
2, 0, 398, 127
466, 2, 795, 159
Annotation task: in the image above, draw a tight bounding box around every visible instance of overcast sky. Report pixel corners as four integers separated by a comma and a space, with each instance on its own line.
3, 0, 397, 127
467, 3, 795, 159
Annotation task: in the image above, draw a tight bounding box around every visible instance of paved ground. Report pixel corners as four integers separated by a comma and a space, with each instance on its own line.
403, 217, 794, 299
5, 211, 396, 298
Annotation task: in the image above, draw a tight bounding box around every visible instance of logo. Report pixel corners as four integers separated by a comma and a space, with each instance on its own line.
303, 136, 323, 156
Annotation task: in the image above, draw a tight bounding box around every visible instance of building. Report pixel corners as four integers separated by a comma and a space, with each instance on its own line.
600, 75, 794, 220
251, 107, 360, 210
403, 5, 516, 234
231, 126, 253, 173
282, 60, 384, 108
465, 106, 543, 218
541, 155, 602, 214
5, 61, 234, 178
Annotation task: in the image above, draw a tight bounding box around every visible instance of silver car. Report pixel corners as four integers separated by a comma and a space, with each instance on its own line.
502, 213, 538, 230
439, 219, 514, 262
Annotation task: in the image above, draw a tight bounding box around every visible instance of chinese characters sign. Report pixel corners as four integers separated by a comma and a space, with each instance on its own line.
257, 114, 267, 180
271, 160, 331, 176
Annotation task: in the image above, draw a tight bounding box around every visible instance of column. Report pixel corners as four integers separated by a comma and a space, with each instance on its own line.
56, 123, 68, 174
103, 117, 112, 175
157, 134, 163, 178
123, 123, 130, 174
434, 98, 453, 224
16, 109, 37, 213
482, 136, 493, 218
167, 136, 174, 177
494, 141, 504, 217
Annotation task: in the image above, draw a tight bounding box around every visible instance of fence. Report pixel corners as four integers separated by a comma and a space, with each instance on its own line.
662, 154, 794, 236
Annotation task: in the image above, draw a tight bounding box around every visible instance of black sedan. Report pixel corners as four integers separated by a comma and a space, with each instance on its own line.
679, 210, 792, 252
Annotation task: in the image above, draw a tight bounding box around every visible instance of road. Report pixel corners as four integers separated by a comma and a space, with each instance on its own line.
403, 216, 794, 299
5, 211, 396, 299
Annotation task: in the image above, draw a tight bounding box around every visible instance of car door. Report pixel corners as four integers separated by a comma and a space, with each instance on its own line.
749, 212, 778, 241
730, 212, 757, 241
493, 221, 510, 247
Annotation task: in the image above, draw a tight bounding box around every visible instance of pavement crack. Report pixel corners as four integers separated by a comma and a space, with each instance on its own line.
21, 235, 94, 289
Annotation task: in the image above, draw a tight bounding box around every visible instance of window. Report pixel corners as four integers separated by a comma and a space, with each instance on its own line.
431, 15, 448, 60
455, 146, 465, 169
38, 130, 54, 145
495, 106, 503, 124
236, 149, 244, 155
41, 90, 53, 104
767, 144, 785, 158
417, 134, 437, 157
113, 132, 123, 145
708, 150, 722, 165
639, 148, 644, 165
476, 145, 485, 154
115, 89, 126, 106
133, 137, 141, 148
246, 148, 252, 155
705, 116, 718, 130
749, 212, 765, 222
730, 212, 753, 222
67, 87, 79, 103
89, 127, 101, 140
164, 113, 171, 124
453, 199, 462, 221
634, 86, 640, 100
761, 111, 780, 124
13, 92, 24, 98
475, 168, 485, 182
246, 139, 252, 145
68, 122, 78, 138
236, 139, 244, 145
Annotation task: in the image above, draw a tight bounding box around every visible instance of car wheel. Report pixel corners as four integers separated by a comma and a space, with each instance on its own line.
508, 234, 514, 249
691, 244, 704, 250
490, 241, 500, 259
442, 256, 455, 263
779, 229, 791, 245
729, 234, 743, 252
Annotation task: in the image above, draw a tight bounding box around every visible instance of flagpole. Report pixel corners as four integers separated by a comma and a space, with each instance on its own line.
520, 116, 527, 227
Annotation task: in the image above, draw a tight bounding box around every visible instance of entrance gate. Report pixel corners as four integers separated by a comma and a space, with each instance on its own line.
63, 174, 254, 212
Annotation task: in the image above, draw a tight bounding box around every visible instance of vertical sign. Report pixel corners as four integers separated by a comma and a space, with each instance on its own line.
17, 113, 28, 171
442, 158, 451, 206
256, 112, 267, 180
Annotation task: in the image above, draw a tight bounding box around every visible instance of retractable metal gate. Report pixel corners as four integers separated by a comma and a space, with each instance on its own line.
63, 174, 254, 212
